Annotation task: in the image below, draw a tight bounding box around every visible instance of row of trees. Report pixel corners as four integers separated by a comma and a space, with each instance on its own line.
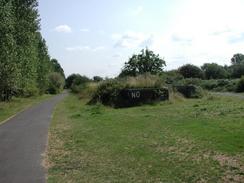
118, 49, 244, 80
0, 0, 64, 101
178, 55, 244, 80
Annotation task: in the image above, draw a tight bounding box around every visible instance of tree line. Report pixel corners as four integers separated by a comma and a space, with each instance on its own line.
119, 49, 244, 80
65, 49, 244, 94
0, 0, 65, 101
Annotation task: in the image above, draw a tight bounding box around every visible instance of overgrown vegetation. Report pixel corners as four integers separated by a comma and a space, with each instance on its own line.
0, 0, 64, 101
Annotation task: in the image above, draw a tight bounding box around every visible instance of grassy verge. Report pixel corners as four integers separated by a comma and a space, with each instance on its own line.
0, 95, 52, 124
47, 94, 244, 183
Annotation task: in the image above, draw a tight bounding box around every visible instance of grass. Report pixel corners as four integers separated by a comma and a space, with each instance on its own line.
0, 94, 52, 124
47, 94, 244, 183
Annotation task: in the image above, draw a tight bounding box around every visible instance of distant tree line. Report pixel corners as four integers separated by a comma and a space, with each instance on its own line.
117, 48, 244, 80
178, 54, 244, 80
0, 0, 65, 101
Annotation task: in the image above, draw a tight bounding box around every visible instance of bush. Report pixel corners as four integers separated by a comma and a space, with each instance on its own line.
161, 70, 184, 84
174, 84, 204, 98
200, 79, 237, 92
47, 72, 65, 94
178, 64, 204, 79
236, 76, 244, 92
93, 76, 103, 82
66, 74, 90, 89
89, 80, 124, 107
201, 63, 229, 79
230, 63, 244, 78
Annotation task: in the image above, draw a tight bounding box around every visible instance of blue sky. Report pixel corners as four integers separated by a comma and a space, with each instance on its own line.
39, 0, 244, 78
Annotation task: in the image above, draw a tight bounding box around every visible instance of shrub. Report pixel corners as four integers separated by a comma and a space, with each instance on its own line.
201, 63, 229, 79
230, 63, 244, 78
175, 84, 204, 98
47, 72, 65, 94
93, 76, 103, 82
66, 74, 90, 89
178, 64, 204, 79
70, 75, 91, 93
161, 70, 184, 84
89, 80, 124, 106
236, 76, 244, 92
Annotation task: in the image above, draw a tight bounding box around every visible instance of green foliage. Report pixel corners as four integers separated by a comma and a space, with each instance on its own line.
161, 70, 184, 84
65, 74, 79, 89
0, 0, 19, 101
230, 63, 244, 78
201, 63, 229, 79
89, 80, 124, 106
119, 48, 166, 77
13, 0, 40, 96
231, 53, 244, 65
0, 0, 65, 100
93, 76, 103, 82
47, 72, 65, 94
236, 76, 244, 92
174, 84, 204, 98
36, 32, 52, 94
50, 59, 65, 78
70, 75, 90, 93
178, 64, 204, 79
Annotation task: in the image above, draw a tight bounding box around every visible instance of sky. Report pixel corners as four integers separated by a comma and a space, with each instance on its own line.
39, 0, 244, 78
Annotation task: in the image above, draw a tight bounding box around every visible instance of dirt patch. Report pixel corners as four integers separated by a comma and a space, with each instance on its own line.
213, 154, 244, 183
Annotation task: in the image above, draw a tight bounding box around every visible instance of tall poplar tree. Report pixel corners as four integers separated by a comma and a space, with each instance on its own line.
0, 0, 19, 101
13, 0, 40, 96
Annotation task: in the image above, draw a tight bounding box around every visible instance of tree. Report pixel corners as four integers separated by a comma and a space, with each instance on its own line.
36, 32, 52, 93
71, 75, 90, 86
65, 74, 90, 89
50, 59, 65, 78
47, 72, 65, 94
13, 0, 40, 96
93, 76, 103, 82
178, 64, 204, 79
231, 53, 244, 65
65, 74, 81, 89
119, 48, 166, 77
0, 0, 19, 101
230, 63, 244, 78
201, 63, 228, 79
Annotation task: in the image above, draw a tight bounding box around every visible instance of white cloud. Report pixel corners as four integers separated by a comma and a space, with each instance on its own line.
113, 31, 154, 49
54, 25, 72, 33
132, 6, 143, 15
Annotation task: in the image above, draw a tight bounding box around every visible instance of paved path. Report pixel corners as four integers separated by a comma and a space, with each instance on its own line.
0, 93, 67, 183
212, 92, 244, 99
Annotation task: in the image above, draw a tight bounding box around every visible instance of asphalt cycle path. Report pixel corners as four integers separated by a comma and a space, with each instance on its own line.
0, 93, 67, 183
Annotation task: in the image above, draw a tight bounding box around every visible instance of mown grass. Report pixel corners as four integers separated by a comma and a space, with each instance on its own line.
0, 95, 52, 124
47, 94, 244, 183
